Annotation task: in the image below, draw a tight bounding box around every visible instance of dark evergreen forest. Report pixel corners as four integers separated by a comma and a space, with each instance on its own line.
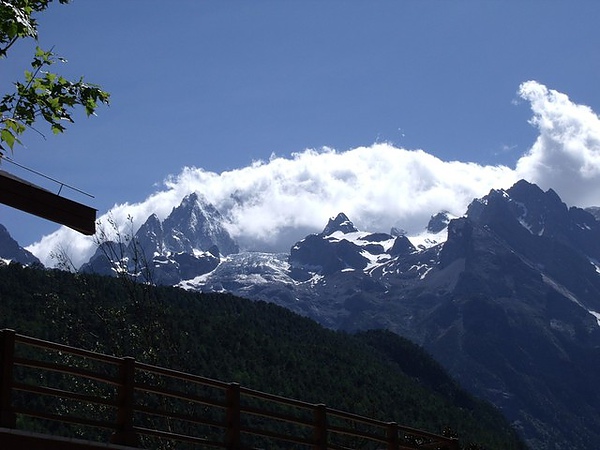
0, 262, 526, 449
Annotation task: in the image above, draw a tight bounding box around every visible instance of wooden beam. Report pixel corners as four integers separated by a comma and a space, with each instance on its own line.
0, 170, 96, 235
0, 428, 138, 450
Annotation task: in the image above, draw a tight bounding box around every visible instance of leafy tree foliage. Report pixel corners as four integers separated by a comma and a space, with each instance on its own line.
0, 0, 109, 155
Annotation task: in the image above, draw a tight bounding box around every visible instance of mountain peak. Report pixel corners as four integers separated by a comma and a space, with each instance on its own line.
135, 213, 165, 261
427, 211, 452, 233
321, 213, 358, 236
179, 191, 209, 209
507, 179, 565, 210
163, 193, 239, 256
0, 224, 40, 266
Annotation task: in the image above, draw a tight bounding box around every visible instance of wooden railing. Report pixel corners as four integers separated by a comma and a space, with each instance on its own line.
0, 329, 459, 449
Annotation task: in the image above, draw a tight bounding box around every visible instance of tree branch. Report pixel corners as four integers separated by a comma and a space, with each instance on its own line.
0, 36, 19, 58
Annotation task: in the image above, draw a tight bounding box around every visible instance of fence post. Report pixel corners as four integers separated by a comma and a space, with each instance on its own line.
225, 382, 241, 449
448, 437, 461, 450
0, 329, 16, 429
111, 356, 139, 447
387, 422, 399, 450
313, 403, 327, 450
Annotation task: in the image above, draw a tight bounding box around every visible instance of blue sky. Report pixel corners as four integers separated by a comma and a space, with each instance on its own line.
2, 1, 600, 264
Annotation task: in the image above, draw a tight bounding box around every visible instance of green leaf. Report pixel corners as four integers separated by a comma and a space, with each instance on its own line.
1, 29, 109, 153
51, 123, 65, 134
1, 128, 16, 150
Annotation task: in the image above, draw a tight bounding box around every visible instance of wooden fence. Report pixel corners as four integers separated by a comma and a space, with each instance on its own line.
0, 329, 460, 449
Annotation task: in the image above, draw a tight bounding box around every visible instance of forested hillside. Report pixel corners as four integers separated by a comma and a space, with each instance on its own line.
0, 262, 526, 449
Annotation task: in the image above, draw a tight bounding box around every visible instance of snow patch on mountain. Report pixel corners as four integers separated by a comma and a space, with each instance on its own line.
542, 274, 600, 327
589, 311, 600, 327
590, 258, 600, 274
407, 211, 456, 250
178, 252, 292, 290
407, 229, 448, 250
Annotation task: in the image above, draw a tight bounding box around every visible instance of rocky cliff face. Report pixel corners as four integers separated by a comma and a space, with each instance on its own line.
0, 224, 40, 266
80, 192, 233, 284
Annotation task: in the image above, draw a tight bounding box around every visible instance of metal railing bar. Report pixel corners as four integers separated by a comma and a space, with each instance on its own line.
134, 381, 227, 409
240, 385, 316, 410
239, 404, 313, 427
1, 329, 459, 450
240, 424, 313, 447
327, 406, 453, 444
327, 443, 356, 450
136, 361, 228, 390
14, 333, 120, 364
133, 403, 225, 430
396, 426, 456, 444
326, 407, 388, 428
15, 407, 116, 430
13, 356, 120, 386
328, 424, 386, 443
133, 425, 226, 448
12, 382, 116, 408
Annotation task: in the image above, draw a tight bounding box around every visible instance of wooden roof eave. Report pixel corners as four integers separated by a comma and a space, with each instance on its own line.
0, 170, 96, 235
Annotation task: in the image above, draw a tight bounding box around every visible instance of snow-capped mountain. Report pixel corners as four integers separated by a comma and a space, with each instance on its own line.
176, 210, 452, 329
162, 192, 238, 256
80, 192, 234, 284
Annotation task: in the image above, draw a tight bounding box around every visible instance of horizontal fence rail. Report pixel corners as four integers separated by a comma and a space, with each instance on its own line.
0, 329, 459, 449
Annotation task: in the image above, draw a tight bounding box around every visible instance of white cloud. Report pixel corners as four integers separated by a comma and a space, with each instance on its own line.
27, 146, 517, 267
27, 81, 600, 268
516, 80, 600, 206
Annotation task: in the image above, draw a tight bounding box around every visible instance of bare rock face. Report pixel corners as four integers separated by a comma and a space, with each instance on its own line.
162, 192, 238, 256
320, 212, 358, 236
0, 224, 40, 266
81, 193, 237, 283
289, 213, 371, 278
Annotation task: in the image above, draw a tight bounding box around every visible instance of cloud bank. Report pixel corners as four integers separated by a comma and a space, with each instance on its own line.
516, 81, 600, 206
28, 81, 600, 268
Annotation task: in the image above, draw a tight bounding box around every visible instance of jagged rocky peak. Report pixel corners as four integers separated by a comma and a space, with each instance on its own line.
389, 234, 416, 256
134, 213, 165, 261
320, 213, 358, 236
468, 179, 594, 233
505, 180, 600, 243
508, 178, 563, 205
463, 179, 600, 262
427, 211, 452, 233
466, 180, 557, 229
289, 213, 372, 277
0, 224, 40, 266
163, 192, 239, 256
79, 240, 120, 277
508, 180, 568, 226
80, 192, 240, 285
139, 213, 162, 232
